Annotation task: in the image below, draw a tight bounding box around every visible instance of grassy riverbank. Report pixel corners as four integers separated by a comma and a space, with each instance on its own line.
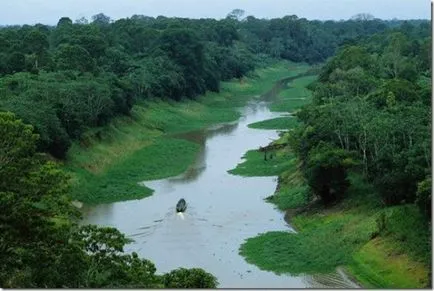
247, 116, 299, 130
227, 148, 296, 177
65, 61, 310, 204
229, 73, 431, 288
269, 75, 316, 112
240, 172, 430, 288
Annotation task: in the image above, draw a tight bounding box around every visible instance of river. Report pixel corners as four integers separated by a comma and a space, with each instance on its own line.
80, 81, 360, 288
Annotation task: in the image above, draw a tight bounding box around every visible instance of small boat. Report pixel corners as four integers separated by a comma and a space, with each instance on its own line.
176, 198, 187, 213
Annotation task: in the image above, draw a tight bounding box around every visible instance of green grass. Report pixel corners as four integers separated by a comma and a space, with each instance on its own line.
266, 185, 308, 210
247, 116, 299, 130
66, 99, 241, 176
269, 75, 317, 112
381, 205, 431, 265
136, 99, 241, 134
67, 138, 199, 204
228, 131, 308, 210
66, 61, 311, 204
240, 177, 380, 275
240, 214, 371, 275
228, 149, 297, 177
349, 237, 429, 288
266, 166, 309, 210
201, 61, 311, 110
239, 173, 431, 288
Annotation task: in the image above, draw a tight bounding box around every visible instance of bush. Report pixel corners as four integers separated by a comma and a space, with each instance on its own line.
162, 268, 218, 288
305, 142, 357, 204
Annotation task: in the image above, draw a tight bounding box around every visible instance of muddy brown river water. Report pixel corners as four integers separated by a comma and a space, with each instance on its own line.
81, 85, 360, 288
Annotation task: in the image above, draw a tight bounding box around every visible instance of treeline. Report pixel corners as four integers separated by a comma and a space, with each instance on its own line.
0, 13, 256, 158
1, 11, 423, 159
289, 22, 431, 218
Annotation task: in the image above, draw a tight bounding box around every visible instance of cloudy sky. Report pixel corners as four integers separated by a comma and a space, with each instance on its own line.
1, 0, 431, 25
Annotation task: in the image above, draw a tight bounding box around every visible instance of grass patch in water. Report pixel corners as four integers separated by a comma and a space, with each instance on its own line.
266, 165, 309, 210
239, 214, 368, 275
267, 185, 308, 210
228, 131, 309, 209
67, 138, 199, 204
228, 149, 297, 177
248, 117, 299, 130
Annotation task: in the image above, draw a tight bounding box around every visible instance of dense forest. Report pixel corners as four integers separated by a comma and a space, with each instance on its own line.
0, 9, 431, 288
0, 12, 416, 159
291, 23, 431, 216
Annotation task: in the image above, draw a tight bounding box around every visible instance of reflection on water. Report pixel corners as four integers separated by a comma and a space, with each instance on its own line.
80, 93, 360, 288
168, 122, 241, 183
81, 202, 114, 223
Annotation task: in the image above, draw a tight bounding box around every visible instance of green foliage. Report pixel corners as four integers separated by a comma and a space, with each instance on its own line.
54, 44, 96, 72
0, 111, 38, 189
306, 142, 357, 204
163, 268, 218, 288
0, 112, 82, 287
0, 15, 278, 160
319, 46, 376, 82
7, 52, 26, 73
73, 225, 160, 288
293, 25, 431, 211
2, 98, 71, 158
228, 149, 296, 177
158, 28, 206, 97
0, 71, 136, 157
129, 55, 186, 100
1, 15, 416, 162
0, 12, 431, 289
382, 205, 431, 265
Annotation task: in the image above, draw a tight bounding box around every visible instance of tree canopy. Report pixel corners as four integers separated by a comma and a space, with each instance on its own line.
290, 22, 431, 214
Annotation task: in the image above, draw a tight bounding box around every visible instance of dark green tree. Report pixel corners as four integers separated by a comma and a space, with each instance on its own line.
305, 142, 357, 204
163, 268, 218, 288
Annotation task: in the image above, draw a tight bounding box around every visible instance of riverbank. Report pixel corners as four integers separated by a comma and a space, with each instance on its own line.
64, 61, 310, 204
239, 167, 430, 288
229, 74, 431, 288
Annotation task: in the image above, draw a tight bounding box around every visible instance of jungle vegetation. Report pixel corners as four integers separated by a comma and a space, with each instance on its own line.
0, 10, 430, 288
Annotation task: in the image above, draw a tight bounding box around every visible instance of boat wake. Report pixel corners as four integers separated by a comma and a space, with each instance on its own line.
177, 212, 185, 220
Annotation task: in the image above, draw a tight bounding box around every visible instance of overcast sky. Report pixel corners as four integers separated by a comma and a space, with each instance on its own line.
1, 0, 431, 26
